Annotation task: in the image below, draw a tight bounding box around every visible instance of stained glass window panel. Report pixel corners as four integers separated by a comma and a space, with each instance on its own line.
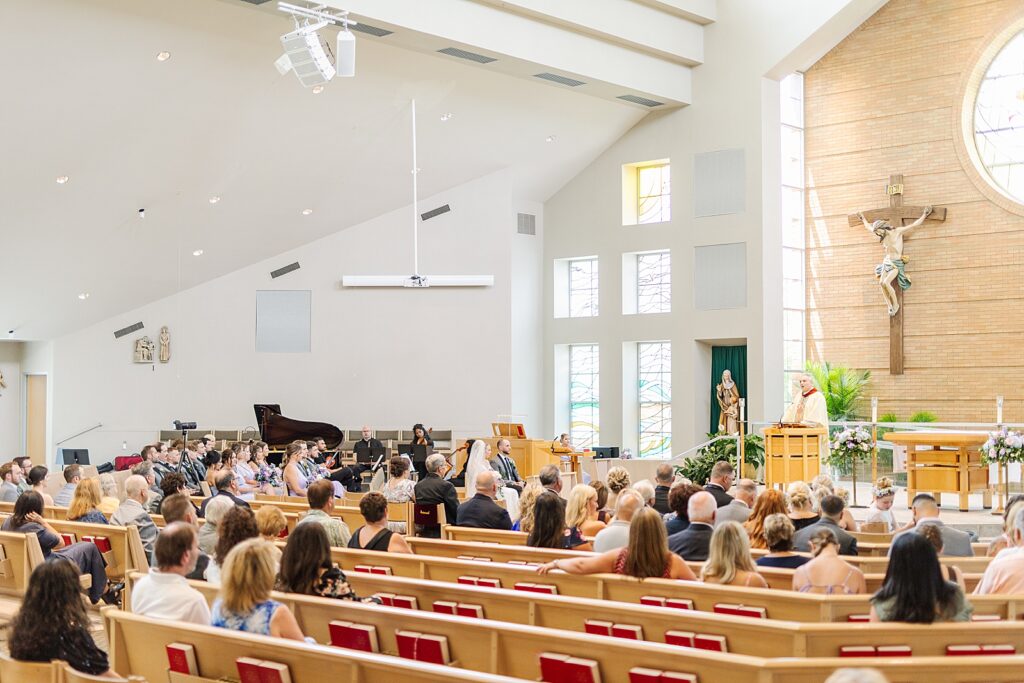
637, 251, 671, 314
639, 342, 671, 457
569, 344, 599, 449
638, 164, 671, 224
568, 258, 599, 317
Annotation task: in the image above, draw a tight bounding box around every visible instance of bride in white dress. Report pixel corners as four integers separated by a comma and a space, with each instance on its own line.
465, 440, 520, 521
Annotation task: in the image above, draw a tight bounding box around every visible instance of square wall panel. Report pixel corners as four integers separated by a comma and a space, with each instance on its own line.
255, 290, 312, 353
694, 243, 746, 310
693, 149, 745, 217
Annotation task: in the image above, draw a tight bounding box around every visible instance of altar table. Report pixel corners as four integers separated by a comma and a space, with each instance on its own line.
886, 431, 992, 511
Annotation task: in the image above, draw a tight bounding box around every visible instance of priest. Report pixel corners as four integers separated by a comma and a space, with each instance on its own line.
783, 373, 830, 456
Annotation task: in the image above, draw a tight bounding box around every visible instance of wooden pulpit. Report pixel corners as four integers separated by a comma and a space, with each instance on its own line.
763, 425, 827, 489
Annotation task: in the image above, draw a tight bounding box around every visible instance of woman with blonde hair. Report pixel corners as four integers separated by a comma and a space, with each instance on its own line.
701, 521, 768, 588
512, 482, 543, 534
67, 478, 108, 524
211, 538, 304, 640
565, 484, 605, 545
604, 467, 631, 512
792, 527, 866, 594
787, 482, 820, 531
742, 489, 787, 550
535, 508, 695, 580
755, 514, 809, 569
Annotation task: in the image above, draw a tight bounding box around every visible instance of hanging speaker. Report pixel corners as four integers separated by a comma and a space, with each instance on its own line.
336, 29, 356, 77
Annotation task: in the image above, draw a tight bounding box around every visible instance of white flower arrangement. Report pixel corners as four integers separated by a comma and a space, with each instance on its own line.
981, 428, 1024, 465
827, 426, 874, 467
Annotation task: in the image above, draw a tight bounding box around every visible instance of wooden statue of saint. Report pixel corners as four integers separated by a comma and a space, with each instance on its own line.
716, 370, 741, 434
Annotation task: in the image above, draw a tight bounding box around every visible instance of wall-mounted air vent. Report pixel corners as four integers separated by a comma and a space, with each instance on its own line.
114, 322, 144, 339
437, 47, 497, 64
517, 213, 536, 235
237, 0, 272, 4
270, 262, 301, 279
534, 73, 586, 87
420, 204, 451, 222
617, 94, 665, 108
350, 23, 393, 37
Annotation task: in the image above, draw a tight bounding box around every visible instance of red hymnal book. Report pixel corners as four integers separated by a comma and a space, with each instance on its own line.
665, 598, 693, 610
395, 631, 452, 665
611, 624, 643, 640
839, 646, 876, 658
640, 596, 666, 607
538, 652, 602, 683
664, 631, 695, 648
391, 595, 418, 610
166, 643, 198, 675
328, 621, 379, 653
433, 601, 457, 615
693, 634, 726, 652
712, 603, 765, 619
982, 644, 1016, 655
60, 533, 77, 546
628, 668, 664, 683
946, 645, 981, 656
236, 657, 264, 683
846, 614, 871, 623
396, 630, 421, 660
258, 660, 292, 683
457, 576, 479, 585
477, 577, 501, 588
456, 603, 484, 618
90, 536, 112, 553
277, 527, 289, 538
369, 566, 391, 575
661, 673, 698, 682
584, 620, 613, 636
374, 593, 395, 606
875, 645, 911, 657
354, 565, 373, 573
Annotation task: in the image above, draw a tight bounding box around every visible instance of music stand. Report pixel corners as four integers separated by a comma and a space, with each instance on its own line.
60, 448, 90, 465
412, 444, 431, 464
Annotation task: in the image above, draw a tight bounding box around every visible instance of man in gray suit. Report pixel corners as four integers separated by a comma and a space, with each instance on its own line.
715, 478, 755, 527
895, 494, 974, 557
794, 494, 858, 555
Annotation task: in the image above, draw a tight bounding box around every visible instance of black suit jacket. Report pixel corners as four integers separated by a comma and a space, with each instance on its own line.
653, 485, 672, 514
456, 493, 512, 530
198, 490, 251, 518
414, 473, 460, 537
668, 522, 714, 561
704, 483, 734, 508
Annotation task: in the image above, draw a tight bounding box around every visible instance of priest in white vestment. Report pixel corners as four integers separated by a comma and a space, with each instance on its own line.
782, 373, 830, 458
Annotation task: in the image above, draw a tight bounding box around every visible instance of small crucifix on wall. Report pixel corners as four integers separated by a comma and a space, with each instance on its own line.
846, 174, 946, 375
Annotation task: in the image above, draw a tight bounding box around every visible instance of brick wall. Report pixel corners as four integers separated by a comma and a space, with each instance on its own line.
804, 0, 1024, 422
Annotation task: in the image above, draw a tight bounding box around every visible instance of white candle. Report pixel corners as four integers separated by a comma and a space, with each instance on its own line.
739, 398, 745, 422
871, 397, 878, 424
997, 395, 1004, 425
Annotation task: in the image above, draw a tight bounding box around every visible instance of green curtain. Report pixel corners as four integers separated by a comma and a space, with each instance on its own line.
710, 346, 748, 434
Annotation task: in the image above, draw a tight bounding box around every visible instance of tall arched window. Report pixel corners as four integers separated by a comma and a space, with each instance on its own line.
974, 30, 1024, 203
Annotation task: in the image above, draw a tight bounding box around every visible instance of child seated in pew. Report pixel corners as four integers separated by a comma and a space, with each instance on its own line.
8, 560, 112, 677
700, 521, 768, 588
535, 508, 695, 580
1, 491, 114, 604
276, 523, 379, 603
211, 538, 306, 641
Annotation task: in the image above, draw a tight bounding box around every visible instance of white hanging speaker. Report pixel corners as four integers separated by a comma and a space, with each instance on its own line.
336, 29, 356, 78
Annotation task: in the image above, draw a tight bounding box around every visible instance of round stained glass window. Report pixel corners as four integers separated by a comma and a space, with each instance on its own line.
974, 30, 1024, 203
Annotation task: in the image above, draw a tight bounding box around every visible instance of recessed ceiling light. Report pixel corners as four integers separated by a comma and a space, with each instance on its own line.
56, 175, 69, 184
156, 51, 171, 62
208, 196, 221, 204
77, 292, 90, 300
312, 85, 324, 94
301, 208, 313, 216
545, 135, 556, 143
440, 112, 453, 121
192, 249, 204, 257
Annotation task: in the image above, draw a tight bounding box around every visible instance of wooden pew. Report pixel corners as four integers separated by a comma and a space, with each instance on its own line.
0, 514, 148, 577
0, 531, 45, 597
103, 608, 527, 683
0, 501, 68, 520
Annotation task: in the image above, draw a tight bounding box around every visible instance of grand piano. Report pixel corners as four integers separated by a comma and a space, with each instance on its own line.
254, 404, 344, 449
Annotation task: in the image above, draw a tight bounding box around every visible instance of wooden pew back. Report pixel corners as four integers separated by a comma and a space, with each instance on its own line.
0, 531, 44, 596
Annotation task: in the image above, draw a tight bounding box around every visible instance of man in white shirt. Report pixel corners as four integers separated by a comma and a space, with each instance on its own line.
593, 490, 645, 553
130, 522, 211, 625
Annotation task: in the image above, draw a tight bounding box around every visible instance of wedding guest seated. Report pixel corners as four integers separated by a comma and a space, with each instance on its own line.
111, 474, 160, 559
381, 456, 416, 534
833, 487, 859, 532
715, 478, 755, 526
668, 491, 716, 561
743, 489, 788, 550
864, 477, 901, 533
512, 483, 543, 533
896, 493, 973, 557
277, 523, 375, 602
593, 489, 644, 553
456, 471, 513, 531
1, 492, 112, 604
27, 465, 54, 507
986, 496, 1024, 557
158, 472, 191, 514
756, 514, 810, 569
13, 456, 31, 495
67, 477, 109, 524
565, 484, 603, 546
793, 494, 858, 556
975, 505, 1024, 594
211, 538, 305, 640
703, 461, 735, 507
53, 463, 82, 507
199, 470, 251, 517
591, 481, 612, 523
8, 560, 112, 676
0, 461, 23, 503
536, 508, 695, 580
787, 482, 820, 531
528, 491, 584, 549
131, 522, 211, 624
97, 473, 120, 515
700, 521, 768, 588
792, 527, 866, 594
348, 491, 412, 553
652, 464, 674, 514
207, 505, 260, 583
538, 465, 566, 512
919, 522, 966, 590
633, 480, 656, 508
256, 504, 287, 542
295, 479, 351, 547
604, 467, 631, 510
664, 483, 700, 535
413, 454, 460, 537
161, 492, 211, 580
870, 532, 972, 623
198, 494, 235, 556
131, 460, 163, 513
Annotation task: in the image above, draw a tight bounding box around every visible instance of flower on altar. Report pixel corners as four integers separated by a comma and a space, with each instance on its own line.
982, 429, 1024, 465
827, 426, 874, 468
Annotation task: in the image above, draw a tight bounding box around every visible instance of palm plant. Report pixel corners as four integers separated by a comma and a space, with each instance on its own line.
805, 361, 871, 422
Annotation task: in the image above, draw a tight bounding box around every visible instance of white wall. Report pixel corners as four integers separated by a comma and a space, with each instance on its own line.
510, 201, 545, 438
0, 342, 23, 459
48, 171, 532, 462
542, 0, 879, 454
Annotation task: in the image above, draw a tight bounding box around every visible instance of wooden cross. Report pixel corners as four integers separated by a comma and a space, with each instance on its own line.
846, 174, 946, 375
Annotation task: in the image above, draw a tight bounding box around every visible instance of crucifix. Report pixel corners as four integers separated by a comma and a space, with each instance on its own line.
846, 174, 946, 375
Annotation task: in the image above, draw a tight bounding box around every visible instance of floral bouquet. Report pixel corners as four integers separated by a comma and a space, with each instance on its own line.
255, 463, 283, 488
981, 428, 1024, 466
827, 426, 874, 468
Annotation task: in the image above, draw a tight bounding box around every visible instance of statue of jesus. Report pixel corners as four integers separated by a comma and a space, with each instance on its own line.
857, 205, 932, 316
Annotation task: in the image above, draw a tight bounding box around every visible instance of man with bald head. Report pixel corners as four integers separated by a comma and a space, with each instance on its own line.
111, 474, 160, 558
593, 489, 645, 553
455, 470, 512, 530
668, 491, 716, 561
